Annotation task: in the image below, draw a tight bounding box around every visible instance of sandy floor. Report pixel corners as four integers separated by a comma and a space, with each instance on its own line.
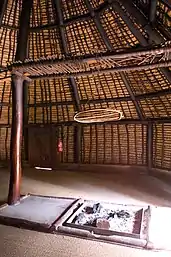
0, 167, 171, 257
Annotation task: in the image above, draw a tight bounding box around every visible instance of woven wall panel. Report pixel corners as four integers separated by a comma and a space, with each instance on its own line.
65, 19, 107, 56
0, 28, 17, 66
81, 101, 138, 119
0, 128, 11, 160
2, 0, 22, 27
100, 8, 139, 50
28, 29, 62, 59
125, 69, 171, 95
75, 73, 129, 100
153, 124, 171, 171
61, 0, 88, 20
139, 95, 171, 118
82, 124, 147, 165
30, 0, 56, 27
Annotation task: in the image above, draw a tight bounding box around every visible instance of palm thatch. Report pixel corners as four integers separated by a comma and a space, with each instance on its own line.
0, 0, 171, 172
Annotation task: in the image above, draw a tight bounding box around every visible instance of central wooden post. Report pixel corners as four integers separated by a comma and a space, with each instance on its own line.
8, 75, 24, 205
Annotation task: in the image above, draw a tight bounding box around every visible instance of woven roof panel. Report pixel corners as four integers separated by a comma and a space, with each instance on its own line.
0, 28, 17, 66
61, 0, 88, 20
82, 101, 138, 119
65, 19, 107, 55
28, 78, 72, 104
30, 0, 56, 27
100, 8, 139, 50
75, 73, 129, 100
139, 95, 171, 118
2, 0, 22, 27
89, 0, 105, 8
125, 69, 171, 95
28, 29, 62, 59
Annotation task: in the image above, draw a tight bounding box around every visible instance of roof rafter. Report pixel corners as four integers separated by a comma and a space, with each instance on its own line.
0, 0, 8, 25
149, 0, 157, 24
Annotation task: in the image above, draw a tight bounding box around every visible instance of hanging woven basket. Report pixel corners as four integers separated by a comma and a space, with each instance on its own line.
74, 108, 124, 124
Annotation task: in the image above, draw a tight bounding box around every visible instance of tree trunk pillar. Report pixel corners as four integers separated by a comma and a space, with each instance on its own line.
8, 75, 24, 205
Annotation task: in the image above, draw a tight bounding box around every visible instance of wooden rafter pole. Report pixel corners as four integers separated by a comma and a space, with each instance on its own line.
0, 0, 8, 25
149, 0, 157, 24
53, 0, 82, 163
8, 0, 33, 205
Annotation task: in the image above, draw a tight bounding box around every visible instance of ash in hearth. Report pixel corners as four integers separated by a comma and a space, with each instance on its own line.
72, 202, 140, 234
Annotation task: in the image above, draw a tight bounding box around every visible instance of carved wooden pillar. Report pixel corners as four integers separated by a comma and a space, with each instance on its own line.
8, 75, 24, 205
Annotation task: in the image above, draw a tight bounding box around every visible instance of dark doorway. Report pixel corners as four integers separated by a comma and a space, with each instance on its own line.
28, 127, 54, 168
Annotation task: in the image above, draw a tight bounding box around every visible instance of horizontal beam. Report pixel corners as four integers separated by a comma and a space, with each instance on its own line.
30, 60, 171, 80
25, 117, 171, 127
1, 116, 171, 128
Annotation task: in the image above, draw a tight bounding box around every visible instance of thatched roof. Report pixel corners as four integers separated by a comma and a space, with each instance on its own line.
0, 0, 171, 171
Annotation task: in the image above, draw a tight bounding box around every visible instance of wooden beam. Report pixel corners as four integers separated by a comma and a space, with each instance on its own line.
84, 0, 113, 51
110, 1, 147, 46
8, 75, 24, 205
24, 117, 171, 127
149, 0, 157, 24
120, 73, 144, 120
8, 0, 33, 205
0, 0, 8, 25
147, 123, 153, 172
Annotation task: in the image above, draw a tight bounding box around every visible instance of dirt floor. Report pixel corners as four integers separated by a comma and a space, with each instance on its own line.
0, 166, 171, 257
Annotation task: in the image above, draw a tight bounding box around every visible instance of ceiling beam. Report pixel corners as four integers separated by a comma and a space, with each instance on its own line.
120, 73, 144, 120
84, 0, 113, 51
24, 117, 171, 127
149, 0, 157, 24
110, 1, 147, 46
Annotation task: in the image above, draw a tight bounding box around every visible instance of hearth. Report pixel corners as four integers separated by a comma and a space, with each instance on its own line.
61, 200, 149, 245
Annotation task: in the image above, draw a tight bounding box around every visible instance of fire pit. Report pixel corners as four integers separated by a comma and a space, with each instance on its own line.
64, 201, 149, 240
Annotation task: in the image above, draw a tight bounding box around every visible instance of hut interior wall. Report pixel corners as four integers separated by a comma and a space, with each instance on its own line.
0, 0, 171, 174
